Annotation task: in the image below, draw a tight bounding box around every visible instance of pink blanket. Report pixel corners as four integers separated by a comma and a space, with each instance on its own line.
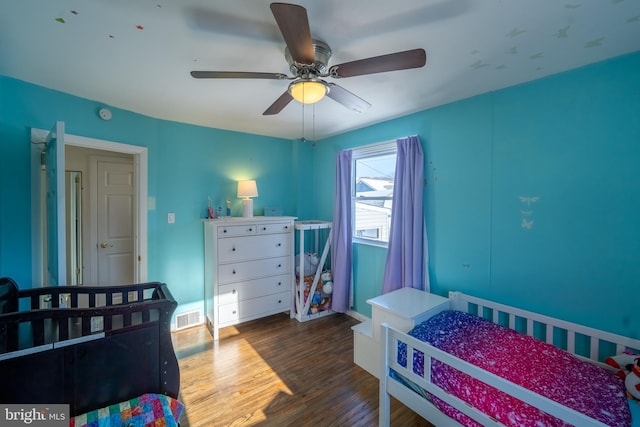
399, 310, 631, 427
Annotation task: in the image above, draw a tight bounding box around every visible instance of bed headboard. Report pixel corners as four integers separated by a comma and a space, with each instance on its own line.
448, 291, 640, 366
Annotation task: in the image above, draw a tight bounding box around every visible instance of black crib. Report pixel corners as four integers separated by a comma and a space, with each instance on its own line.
0, 277, 180, 417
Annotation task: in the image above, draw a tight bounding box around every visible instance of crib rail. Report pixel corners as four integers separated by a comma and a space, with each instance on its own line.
0, 281, 177, 354
448, 291, 640, 366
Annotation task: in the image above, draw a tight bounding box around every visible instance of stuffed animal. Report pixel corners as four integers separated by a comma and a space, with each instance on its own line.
321, 271, 333, 295
311, 290, 323, 305
606, 351, 639, 380
295, 253, 319, 276
626, 360, 640, 402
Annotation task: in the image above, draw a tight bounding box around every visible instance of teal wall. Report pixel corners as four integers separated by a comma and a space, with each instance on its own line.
314, 51, 640, 340
1, 51, 639, 339
0, 75, 310, 316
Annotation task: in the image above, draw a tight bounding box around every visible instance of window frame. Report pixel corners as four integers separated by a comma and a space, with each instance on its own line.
351, 141, 397, 248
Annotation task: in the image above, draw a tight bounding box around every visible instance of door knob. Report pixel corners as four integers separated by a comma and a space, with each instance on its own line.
99, 242, 112, 248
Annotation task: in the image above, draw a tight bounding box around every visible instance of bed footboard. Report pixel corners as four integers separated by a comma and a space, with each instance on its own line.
0, 279, 180, 416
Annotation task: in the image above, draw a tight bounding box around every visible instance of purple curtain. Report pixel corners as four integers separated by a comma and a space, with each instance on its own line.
331, 149, 353, 312
382, 135, 428, 293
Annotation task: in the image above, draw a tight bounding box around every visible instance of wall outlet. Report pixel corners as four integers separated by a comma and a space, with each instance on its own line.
168, 212, 175, 224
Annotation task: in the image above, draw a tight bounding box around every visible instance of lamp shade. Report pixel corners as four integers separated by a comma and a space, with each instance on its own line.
288, 80, 328, 104
237, 180, 258, 199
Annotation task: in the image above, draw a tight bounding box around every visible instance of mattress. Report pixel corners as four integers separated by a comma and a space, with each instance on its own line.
394, 310, 632, 427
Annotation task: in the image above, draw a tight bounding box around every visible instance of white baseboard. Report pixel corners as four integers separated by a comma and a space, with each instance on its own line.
346, 309, 370, 323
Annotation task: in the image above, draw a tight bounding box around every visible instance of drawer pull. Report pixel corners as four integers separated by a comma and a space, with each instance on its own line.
249, 227, 253, 232
262, 227, 267, 231
233, 310, 237, 315
232, 247, 236, 252
232, 269, 236, 274
278, 300, 282, 304
278, 282, 282, 286
232, 289, 237, 294
284, 225, 289, 230
223, 229, 228, 233
277, 264, 282, 268
277, 243, 282, 247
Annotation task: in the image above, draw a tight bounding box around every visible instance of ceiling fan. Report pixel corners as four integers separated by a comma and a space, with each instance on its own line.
190, 2, 427, 115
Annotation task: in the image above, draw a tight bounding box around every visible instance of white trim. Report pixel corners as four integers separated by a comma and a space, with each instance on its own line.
351, 141, 397, 247
346, 309, 369, 323
351, 139, 396, 157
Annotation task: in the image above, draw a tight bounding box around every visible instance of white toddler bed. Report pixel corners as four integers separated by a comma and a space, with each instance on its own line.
380, 291, 640, 427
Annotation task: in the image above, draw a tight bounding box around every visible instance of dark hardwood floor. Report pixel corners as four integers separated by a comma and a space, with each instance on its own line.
171, 312, 433, 427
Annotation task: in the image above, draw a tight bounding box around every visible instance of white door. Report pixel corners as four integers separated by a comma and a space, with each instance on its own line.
95, 158, 134, 285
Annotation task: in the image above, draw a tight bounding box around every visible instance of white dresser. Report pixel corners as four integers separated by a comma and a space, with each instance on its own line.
352, 287, 449, 378
204, 216, 296, 340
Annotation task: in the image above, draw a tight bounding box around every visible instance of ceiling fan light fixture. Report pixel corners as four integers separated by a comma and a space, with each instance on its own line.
288, 80, 328, 104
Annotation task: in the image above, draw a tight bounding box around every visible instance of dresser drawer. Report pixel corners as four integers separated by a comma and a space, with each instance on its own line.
218, 291, 291, 324
218, 274, 290, 305
257, 222, 293, 234
217, 224, 258, 237
218, 234, 291, 264
218, 256, 291, 284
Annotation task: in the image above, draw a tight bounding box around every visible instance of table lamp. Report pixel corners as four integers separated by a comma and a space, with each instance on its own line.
237, 180, 258, 218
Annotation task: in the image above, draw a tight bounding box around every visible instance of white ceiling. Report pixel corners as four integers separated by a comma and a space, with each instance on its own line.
2, 1, 639, 140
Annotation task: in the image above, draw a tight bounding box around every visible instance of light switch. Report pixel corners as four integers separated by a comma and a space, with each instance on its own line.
168, 212, 175, 224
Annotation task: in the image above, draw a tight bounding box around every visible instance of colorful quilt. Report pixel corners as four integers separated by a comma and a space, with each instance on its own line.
395, 310, 632, 427
71, 393, 184, 427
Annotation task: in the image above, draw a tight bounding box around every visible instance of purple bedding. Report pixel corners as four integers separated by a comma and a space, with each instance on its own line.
397, 310, 632, 427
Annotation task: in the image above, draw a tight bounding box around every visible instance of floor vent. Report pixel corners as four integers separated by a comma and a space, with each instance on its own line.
175, 310, 201, 330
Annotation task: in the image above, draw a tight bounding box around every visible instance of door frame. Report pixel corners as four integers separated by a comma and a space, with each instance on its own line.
31, 127, 148, 285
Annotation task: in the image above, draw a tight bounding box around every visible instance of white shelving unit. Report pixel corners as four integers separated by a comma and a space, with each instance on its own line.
292, 220, 333, 322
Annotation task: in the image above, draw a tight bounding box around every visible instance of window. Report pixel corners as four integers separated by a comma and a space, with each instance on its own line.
352, 141, 397, 246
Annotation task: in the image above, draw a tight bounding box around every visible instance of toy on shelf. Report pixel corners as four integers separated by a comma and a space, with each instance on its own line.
295, 253, 319, 277
292, 220, 333, 322
207, 197, 216, 219
295, 272, 332, 315
321, 271, 333, 295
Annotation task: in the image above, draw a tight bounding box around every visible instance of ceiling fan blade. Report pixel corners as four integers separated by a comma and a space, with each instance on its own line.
270, 3, 314, 64
263, 91, 294, 115
326, 83, 371, 113
330, 48, 426, 78
191, 71, 288, 79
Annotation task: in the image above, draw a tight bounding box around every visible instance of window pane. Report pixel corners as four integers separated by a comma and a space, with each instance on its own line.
354, 152, 396, 244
